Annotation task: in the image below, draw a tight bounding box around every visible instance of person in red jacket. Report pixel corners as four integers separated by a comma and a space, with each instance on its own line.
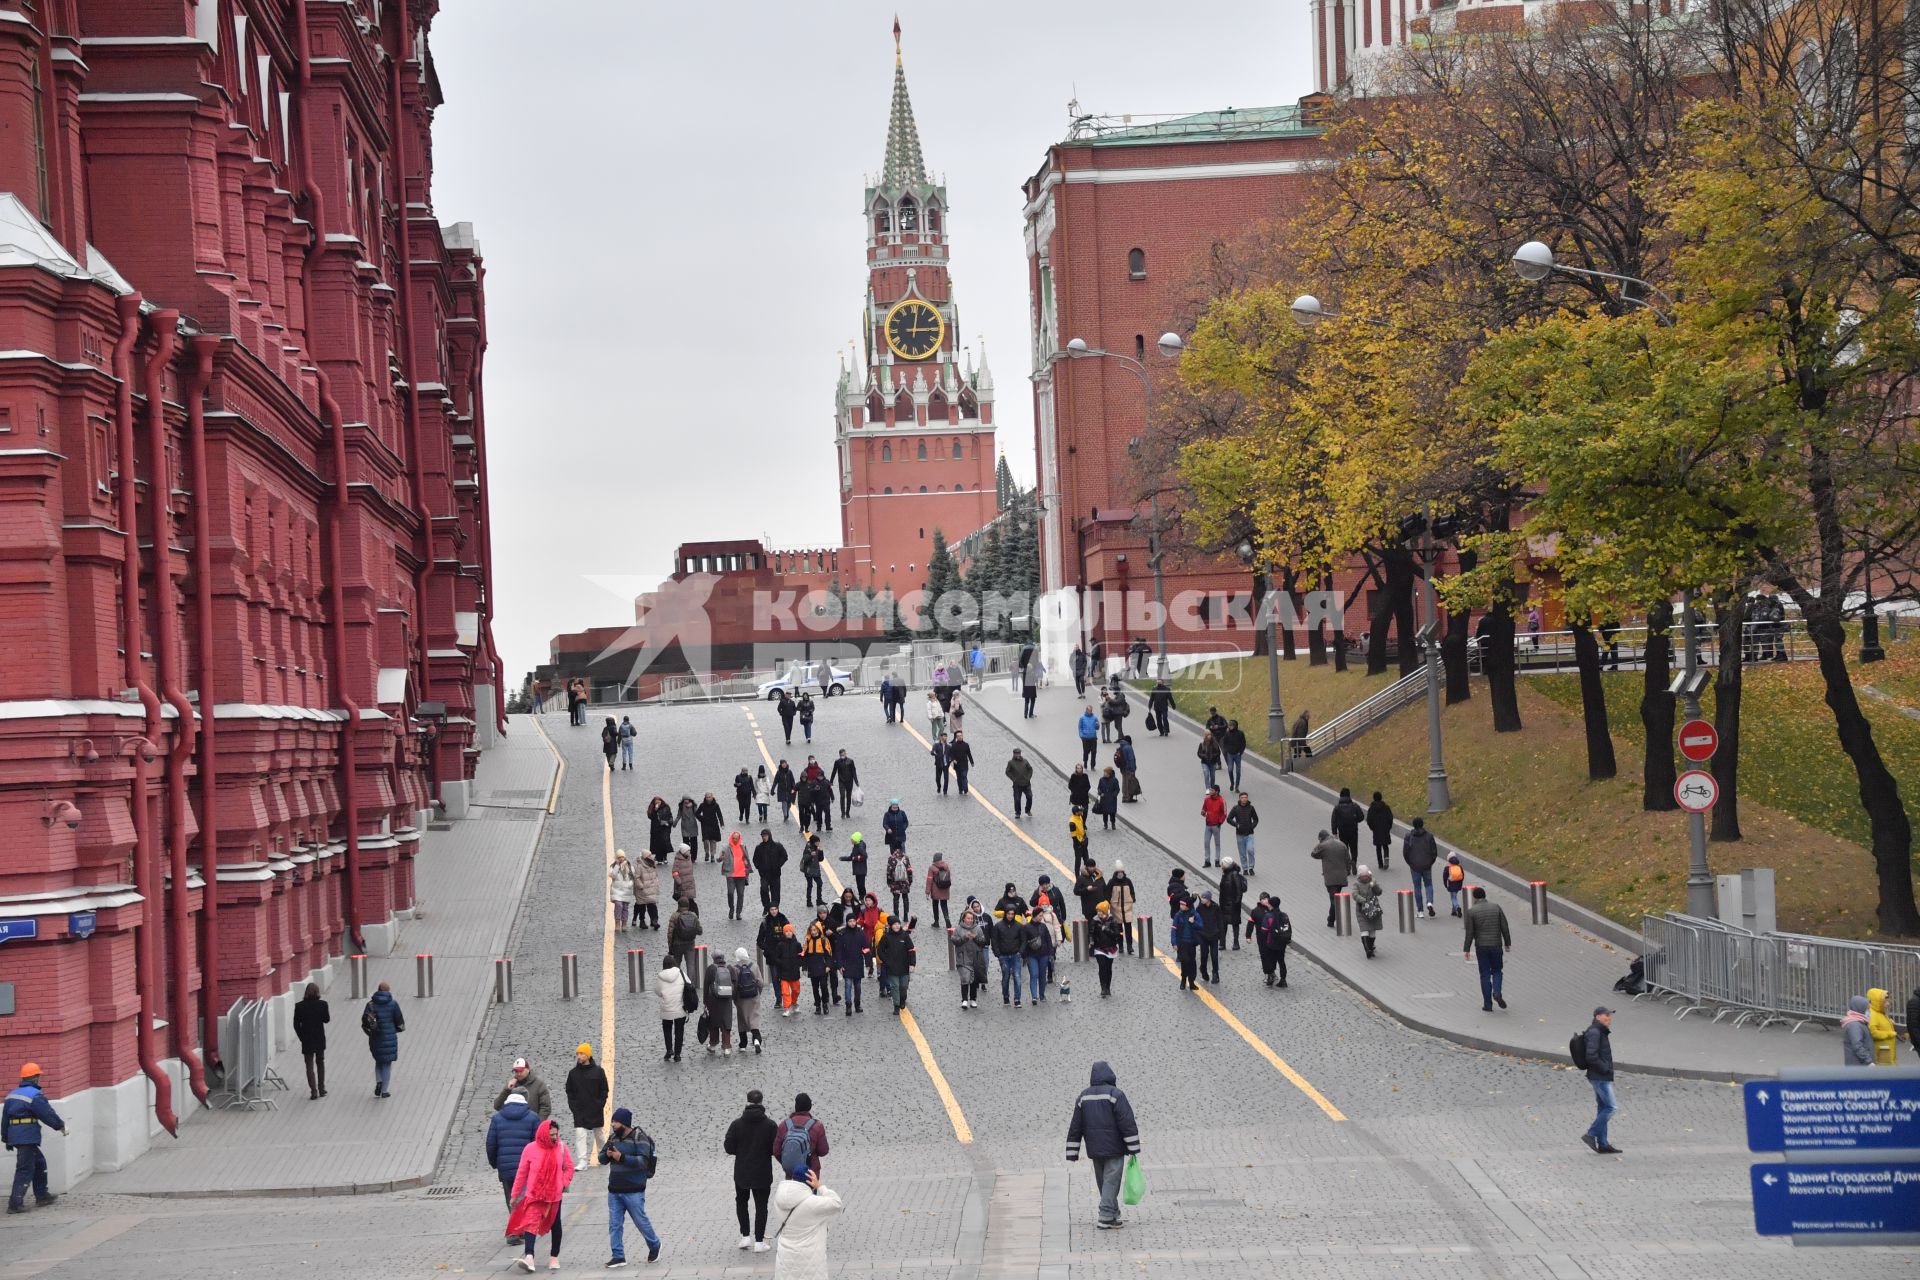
1200, 786, 1227, 868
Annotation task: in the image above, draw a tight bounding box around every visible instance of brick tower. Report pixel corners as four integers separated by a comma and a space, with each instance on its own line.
835, 20, 998, 600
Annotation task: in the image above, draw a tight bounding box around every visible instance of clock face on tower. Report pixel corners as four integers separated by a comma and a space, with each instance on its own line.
883, 298, 945, 360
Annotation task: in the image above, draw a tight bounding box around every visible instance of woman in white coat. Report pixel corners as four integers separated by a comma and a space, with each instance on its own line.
771, 1167, 842, 1280
924, 690, 947, 740
656, 961, 689, 1062
609, 850, 637, 932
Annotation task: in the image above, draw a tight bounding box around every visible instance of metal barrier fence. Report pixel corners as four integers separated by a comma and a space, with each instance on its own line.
1640, 913, 1917, 1034
211, 997, 286, 1110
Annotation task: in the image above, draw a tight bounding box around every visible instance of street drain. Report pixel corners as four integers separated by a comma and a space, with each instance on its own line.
425, 1185, 469, 1198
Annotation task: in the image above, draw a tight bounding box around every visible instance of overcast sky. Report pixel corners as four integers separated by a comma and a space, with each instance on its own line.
427, 2, 1312, 680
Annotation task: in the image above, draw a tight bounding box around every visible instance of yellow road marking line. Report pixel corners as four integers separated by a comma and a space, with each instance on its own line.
898, 718, 1345, 1123
600, 763, 617, 1115
899, 1008, 972, 1143
530, 714, 564, 814
741, 706, 845, 897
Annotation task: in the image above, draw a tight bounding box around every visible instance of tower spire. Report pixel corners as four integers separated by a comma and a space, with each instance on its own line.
882, 18, 926, 188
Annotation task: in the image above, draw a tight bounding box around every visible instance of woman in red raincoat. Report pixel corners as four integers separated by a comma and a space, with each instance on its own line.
507, 1118, 575, 1271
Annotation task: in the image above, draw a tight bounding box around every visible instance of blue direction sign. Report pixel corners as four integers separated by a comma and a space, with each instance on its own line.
67, 911, 96, 940
1745, 1078, 1920, 1152
1751, 1162, 1920, 1236
0, 919, 36, 945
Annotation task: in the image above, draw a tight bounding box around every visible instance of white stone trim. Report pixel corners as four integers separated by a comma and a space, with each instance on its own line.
1063, 158, 1320, 186
0, 884, 143, 915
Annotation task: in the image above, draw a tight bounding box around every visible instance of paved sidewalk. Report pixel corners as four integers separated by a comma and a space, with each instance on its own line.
84, 717, 557, 1196
971, 680, 1838, 1080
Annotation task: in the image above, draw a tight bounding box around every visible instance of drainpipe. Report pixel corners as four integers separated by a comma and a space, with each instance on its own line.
295, 2, 367, 952
387, 18, 436, 791
113, 292, 176, 1137
144, 310, 208, 1107
186, 335, 224, 1076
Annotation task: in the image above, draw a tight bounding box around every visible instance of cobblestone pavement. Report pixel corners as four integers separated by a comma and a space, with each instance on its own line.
6, 699, 1912, 1278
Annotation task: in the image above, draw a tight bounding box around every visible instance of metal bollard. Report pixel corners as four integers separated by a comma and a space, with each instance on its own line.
560, 953, 579, 1000
348, 953, 369, 999
1396, 891, 1416, 934
1073, 920, 1090, 963
626, 948, 646, 993
1136, 915, 1156, 960
692, 944, 708, 994
493, 957, 514, 1004
1336, 891, 1354, 937
415, 953, 435, 998
1529, 881, 1551, 925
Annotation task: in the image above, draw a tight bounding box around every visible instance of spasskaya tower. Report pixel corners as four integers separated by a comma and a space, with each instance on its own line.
833, 20, 998, 599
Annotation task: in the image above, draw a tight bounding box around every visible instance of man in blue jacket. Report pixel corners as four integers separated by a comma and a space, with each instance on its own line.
486, 1090, 541, 1207
1064, 1061, 1140, 1229
5, 1063, 64, 1213
1078, 705, 1100, 769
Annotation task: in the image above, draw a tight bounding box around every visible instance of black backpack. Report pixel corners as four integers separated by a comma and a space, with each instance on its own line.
1568, 1030, 1590, 1070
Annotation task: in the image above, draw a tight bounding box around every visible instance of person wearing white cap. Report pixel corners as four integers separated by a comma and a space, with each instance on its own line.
493, 1057, 552, 1120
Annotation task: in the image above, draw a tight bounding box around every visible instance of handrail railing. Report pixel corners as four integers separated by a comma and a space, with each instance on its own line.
1302, 666, 1430, 759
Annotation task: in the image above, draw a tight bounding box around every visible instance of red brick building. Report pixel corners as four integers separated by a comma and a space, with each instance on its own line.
0, 0, 498, 1185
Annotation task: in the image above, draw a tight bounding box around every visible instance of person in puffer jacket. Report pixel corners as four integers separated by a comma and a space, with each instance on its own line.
1063, 1060, 1140, 1229
486, 1092, 541, 1207
1841, 995, 1874, 1066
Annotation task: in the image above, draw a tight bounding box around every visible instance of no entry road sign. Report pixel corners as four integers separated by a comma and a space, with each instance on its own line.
1679, 718, 1719, 762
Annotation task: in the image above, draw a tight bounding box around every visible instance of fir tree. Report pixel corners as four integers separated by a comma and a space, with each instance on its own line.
995, 454, 1014, 510
922, 528, 959, 639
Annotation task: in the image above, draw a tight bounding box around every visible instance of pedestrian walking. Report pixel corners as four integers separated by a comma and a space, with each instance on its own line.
1021, 655, 1044, 717
881, 799, 910, 855
1147, 678, 1174, 737
723, 831, 752, 921
1095, 767, 1119, 829
1088, 903, 1125, 997
990, 908, 1027, 1006
731, 948, 764, 1051
1366, 791, 1394, 869
601, 1106, 663, 1266
4, 1064, 64, 1213
799, 833, 825, 907
1843, 995, 1875, 1065
1402, 819, 1439, 917
753, 765, 772, 822
293, 982, 329, 1100
505, 1118, 572, 1272
1069, 807, 1089, 873
565, 1044, 608, 1170
1443, 851, 1467, 916
647, 796, 675, 862
1115, 737, 1140, 802
1069, 763, 1092, 811
925, 853, 953, 927
884, 844, 914, 920
1200, 785, 1226, 866
618, 715, 636, 770
1071, 644, 1089, 695
1462, 887, 1512, 1011
633, 849, 662, 931
949, 731, 974, 795
1025, 905, 1058, 1001
829, 750, 859, 818
362, 980, 404, 1099
601, 716, 619, 771
1311, 829, 1352, 929
756, 903, 793, 976
1290, 709, 1312, 758
803, 914, 834, 1014
676, 796, 699, 859
670, 844, 697, 908
1223, 719, 1247, 790
833, 912, 869, 1015
931, 733, 952, 795
948, 691, 966, 736
775, 760, 796, 823
926, 689, 947, 740
1063, 1061, 1140, 1230
724, 1089, 778, 1252
952, 906, 988, 1008
657, 961, 690, 1062
1222, 793, 1260, 876
1196, 733, 1222, 791
486, 1089, 540, 1207
840, 832, 870, 900
1195, 891, 1224, 984
772, 923, 804, 1017
1218, 857, 1247, 949
734, 767, 755, 823
754, 829, 789, 912
878, 916, 917, 1014
1249, 893, 1292, 987
666, 896, 702, 964
880, 673, 896, 723
703, 955, 738, 1056
1078, 704, 1100, 769
1107, 862, 1136, 954
770, 1166, 843, 1280
773, 1094, 829, 1179
609, 849, 637, 932
1073, 859, 1109, 926
1331, 787, 1364, 865
1171, 895, 1202, 991
493, 1056, 554, 1119
1352, 867, 1384, 958
777, 689, 797, 743
797, 691, 816, 742
1006, 748, 1035, 817
697, 792, 725, 861
1575, 1008, 1622, 1154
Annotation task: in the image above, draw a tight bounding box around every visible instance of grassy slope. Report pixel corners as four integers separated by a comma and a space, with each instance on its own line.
1154, 656, 1398, 756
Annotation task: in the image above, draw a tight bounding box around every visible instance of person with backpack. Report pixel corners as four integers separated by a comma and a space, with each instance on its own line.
1442, 852, 1467, 916
1462, 886, 1513, 1011
1352, 866, 1384, 959
667, 897, 702, 964
1365, 790, 1394, 870
1088, 902, 1126, 998
832, 911, 869, 1015
925, 853, 954, 926
728, 948, 764, 1052
703, 952, 737, 1056
877, 916, 918, 1014
884, 845, 914, 920
803, 915, 835, 1015
1063, 1061, 1141, 1230
799, 833, 826, 907
723, 1089, 778, 1253
952, 905, 988, 1009
1573, 1007, 1622, 1155
722, 831, 752, 922
1115, 737, 1140, 803
618, 715, 636, 770
600, 1106, 663, 1266
840, 833, 870, 901
1249, 893, 1292, 987
362, 980, 404, 1099
949, 731, 975, 795
773, 1094, 829, 1179
565, 1043, 608, 1171
752, 829, 789, 912
1218, 857, 1248, 949
601, 716, 619, 771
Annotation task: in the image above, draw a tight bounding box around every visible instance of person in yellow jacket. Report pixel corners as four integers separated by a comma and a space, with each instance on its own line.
1867, 988, 1899, 1065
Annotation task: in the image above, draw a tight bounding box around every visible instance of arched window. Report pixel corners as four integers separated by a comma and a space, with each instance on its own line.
959, 390, 978, 419
926, 205, 942, 232
918, 527, 925, 538
898, 198, 918, 231
867, 391, 884, 423
874, 207, 891, 234
881, 443, 892, 462
894, 390, 914, 423
1128, 247, 1146, 280
919, 485, 928, 493
952, 439, 963, 459
917, 441, 928, 460
883, 486, 893, 494
927, 391, 949, 422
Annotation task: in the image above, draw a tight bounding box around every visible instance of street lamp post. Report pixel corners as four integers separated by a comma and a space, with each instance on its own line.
1056, 334, 1184, 679
1238, 540, 1287, 753
1417, 503, 1451, 813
